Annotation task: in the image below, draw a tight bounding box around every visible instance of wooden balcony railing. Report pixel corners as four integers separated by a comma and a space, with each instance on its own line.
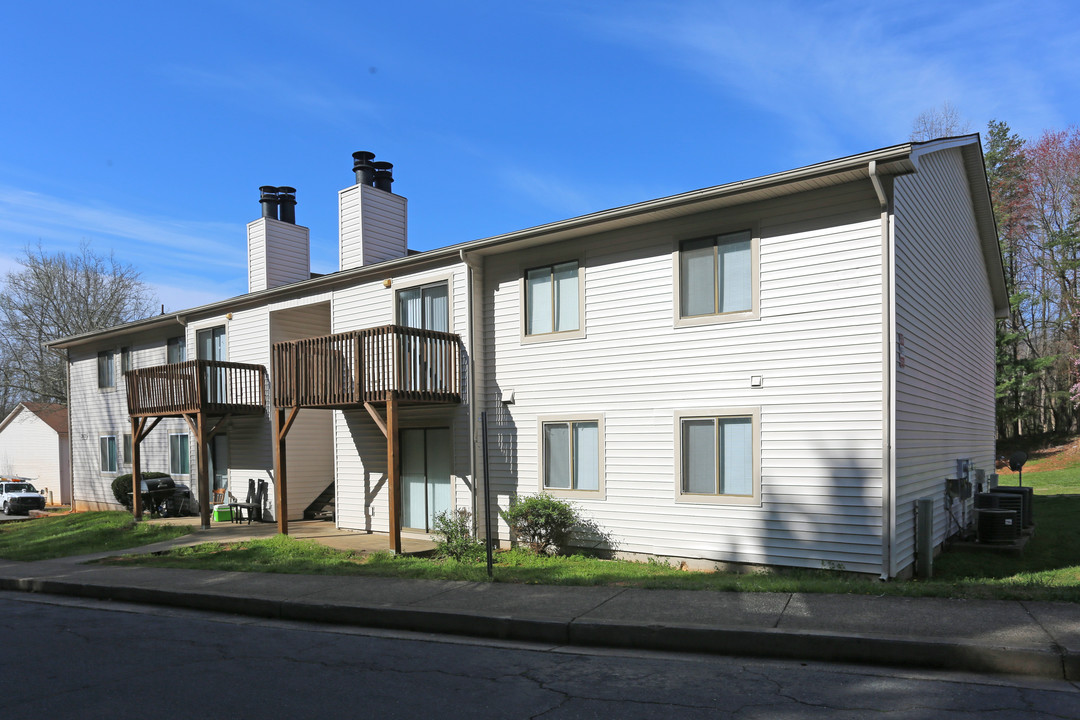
272, 325, 461, 409
125, 360, 267, 417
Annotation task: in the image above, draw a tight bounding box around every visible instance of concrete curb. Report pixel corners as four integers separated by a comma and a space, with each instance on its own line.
1, 574, 1074, 681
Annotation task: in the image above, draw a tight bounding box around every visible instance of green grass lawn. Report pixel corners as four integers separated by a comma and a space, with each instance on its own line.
997, 467, 1080, 495
107, 496, 1080, 603
0, 511, 191, 561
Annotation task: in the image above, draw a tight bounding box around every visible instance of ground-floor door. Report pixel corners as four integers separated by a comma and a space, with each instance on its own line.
401, 427, 451, 532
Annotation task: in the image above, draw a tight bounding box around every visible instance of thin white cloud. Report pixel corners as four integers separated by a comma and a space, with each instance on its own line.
496, 166, 598, 217
0, 186, 248, 311
583, 0, 1080, 148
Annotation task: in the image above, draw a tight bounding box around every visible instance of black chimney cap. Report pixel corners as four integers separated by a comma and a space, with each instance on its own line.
259, 186, 279, 220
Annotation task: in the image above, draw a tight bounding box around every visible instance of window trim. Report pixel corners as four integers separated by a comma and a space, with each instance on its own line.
673, 224, 760, 328
97, 350, 115, 389
519, 258, 586, 344
99, 435, 118, 474
169, 433, 191, 476
674, 408, 761, 506
537, 413, 605, 499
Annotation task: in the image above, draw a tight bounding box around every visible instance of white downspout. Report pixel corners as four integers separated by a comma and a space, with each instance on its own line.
459, 249, 483, 535
870, 161, 895, 580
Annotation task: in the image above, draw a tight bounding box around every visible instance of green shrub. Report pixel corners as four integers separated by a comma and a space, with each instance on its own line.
432, 508, 485, 562
500, 494, 579, 555
111, 472, 172, 510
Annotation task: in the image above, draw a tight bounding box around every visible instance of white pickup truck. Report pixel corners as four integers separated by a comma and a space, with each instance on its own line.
0, 480, 47, 515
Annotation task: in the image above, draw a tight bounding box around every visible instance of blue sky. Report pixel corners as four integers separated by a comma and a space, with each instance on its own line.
2, 1, 1078, 311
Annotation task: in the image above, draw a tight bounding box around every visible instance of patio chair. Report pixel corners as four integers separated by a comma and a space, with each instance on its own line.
230, 478, 261, 524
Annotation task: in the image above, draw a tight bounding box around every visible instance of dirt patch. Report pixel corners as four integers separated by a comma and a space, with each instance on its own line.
997, 436, 1080, 475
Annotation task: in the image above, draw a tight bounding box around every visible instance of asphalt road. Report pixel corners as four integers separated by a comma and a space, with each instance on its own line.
2, 592, 1078, 719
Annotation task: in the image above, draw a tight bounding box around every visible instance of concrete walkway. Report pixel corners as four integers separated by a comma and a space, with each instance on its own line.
0, 519, 1077, 681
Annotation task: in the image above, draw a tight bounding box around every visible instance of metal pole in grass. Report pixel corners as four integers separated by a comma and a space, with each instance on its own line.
481, 411, 493, 579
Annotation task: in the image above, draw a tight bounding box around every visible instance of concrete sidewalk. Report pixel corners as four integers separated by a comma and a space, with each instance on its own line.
0, 524, 1077, 681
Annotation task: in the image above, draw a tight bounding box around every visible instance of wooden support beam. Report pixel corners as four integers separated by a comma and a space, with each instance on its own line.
272, 407, 290, 535
386, 397, 401, 554
132, 417, 144, 520
364, 401, 388, 438
136, 416, 162, 443
193, 414, 210, 530
206, 413, 231, 440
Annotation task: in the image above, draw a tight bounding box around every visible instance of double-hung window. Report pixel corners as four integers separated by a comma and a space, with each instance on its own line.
524, 261, 582, 340
100, 436, 118, 473
169, 434, 190, 475
676, 409, 759, 505
677, 229, 757, 324
539, 415, 604, 498
97, 351, 115, 388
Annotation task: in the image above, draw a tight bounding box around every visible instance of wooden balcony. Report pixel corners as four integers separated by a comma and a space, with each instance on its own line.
272, 324, 462, 409
125, 360, 267, 418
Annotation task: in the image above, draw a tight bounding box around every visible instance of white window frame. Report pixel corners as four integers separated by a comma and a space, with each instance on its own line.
169, 434, 191, 476
673, 224, 760, 328
393, 272, 455, 330
97, 350, 115, 389
519, 258, 585, 344
537, 413, 605, 499
100, 435, 118, 473
674, 408, 760, 506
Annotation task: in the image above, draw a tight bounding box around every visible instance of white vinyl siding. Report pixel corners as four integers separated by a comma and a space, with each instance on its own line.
247, 217, 310, 293
0, 407, 69, 505
68, 337, 191, 509
485, 181, 885, 573
339, 184, 408, 271
333, 262, 471, 534
891, 147, 997, 578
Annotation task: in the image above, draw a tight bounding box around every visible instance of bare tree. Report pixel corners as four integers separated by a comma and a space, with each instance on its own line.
0, 243, 157, 407
910, 101, 972, 141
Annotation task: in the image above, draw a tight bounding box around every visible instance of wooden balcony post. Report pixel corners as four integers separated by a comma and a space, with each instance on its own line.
131, 417, 142, 520
387, 396, 401, 554
273, 407, 290, 535
194, 414, 210, 530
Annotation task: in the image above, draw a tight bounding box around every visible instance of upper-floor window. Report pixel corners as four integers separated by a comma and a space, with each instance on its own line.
97, 351, 115, 388
677, 229, 757, 324
524, 261, 581, 339
120, 346, 132, 374
397, 281, 449, 332
167, 336, 186, 364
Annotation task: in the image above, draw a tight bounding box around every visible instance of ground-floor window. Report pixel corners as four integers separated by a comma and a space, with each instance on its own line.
538, 414, 605, 499
169, 434, 190, 475
122, 434, 132, 466
100, 436, 118, 473
676, 408, 759, 505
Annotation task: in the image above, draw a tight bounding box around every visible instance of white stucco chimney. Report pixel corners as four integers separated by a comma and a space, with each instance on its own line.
339, 151, 407, 271
248, 186, 310, 293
